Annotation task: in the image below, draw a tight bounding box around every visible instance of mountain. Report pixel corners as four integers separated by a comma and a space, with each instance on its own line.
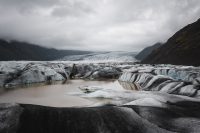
135, 43, 162, 60
0, 39, 91, 61
142, 18, 200, 66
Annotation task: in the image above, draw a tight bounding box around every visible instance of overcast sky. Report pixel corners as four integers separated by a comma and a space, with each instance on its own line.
0, 0, 200, 51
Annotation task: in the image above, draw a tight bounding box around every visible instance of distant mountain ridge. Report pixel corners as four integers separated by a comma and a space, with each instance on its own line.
142, 18, 200, 66
135, 43, 162, 60
0, 39, 91, 61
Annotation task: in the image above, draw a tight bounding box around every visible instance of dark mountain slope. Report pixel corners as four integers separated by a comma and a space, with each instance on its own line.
0, 39, 91, 61
142, 18, 200, 66
135, 43, 162, 60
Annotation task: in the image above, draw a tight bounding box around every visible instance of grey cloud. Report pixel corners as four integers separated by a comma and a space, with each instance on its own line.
0, 0, 59, 8
0, 0, 60, 16
0, 0, 199, 51
51, 1, 94, 17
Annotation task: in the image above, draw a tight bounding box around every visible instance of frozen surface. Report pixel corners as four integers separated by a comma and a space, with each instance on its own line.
0, 61, 73, 87
0, 103, 23, 133
61, 51, 138, 62
3, 102, 200, 133
70, 82, 200, 107
119, 72, 200, 98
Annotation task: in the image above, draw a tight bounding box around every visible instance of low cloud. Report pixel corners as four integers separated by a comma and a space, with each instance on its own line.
0, 0, 200, 51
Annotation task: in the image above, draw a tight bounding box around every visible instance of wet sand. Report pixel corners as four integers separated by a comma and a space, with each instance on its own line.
0, 80, 128, 107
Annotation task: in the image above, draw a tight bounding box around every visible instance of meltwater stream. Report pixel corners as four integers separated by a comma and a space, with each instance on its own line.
0, 80, 137, 107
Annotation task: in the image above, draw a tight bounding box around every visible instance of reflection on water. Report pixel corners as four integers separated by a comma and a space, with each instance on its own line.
0, 80, 137, 107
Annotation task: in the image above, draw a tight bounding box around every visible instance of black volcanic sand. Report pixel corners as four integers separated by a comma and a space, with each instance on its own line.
11, 102, 200, 133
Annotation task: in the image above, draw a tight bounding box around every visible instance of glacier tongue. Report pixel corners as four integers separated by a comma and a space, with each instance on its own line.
60, 51, 138, 62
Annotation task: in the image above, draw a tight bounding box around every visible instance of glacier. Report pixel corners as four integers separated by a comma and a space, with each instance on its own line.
0, 61, 73, 88
60, 51, 138, 62
1, 61, 200, 133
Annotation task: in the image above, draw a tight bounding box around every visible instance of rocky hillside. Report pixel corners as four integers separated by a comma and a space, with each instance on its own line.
0, 39, 91, 61
135, 43, 162, 60
142, 18, 200, 66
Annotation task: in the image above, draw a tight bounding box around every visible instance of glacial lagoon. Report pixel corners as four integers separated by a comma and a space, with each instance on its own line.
0, 80, 136, 107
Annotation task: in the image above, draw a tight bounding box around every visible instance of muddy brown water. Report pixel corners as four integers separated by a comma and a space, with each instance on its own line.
0, 80, 137, 107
